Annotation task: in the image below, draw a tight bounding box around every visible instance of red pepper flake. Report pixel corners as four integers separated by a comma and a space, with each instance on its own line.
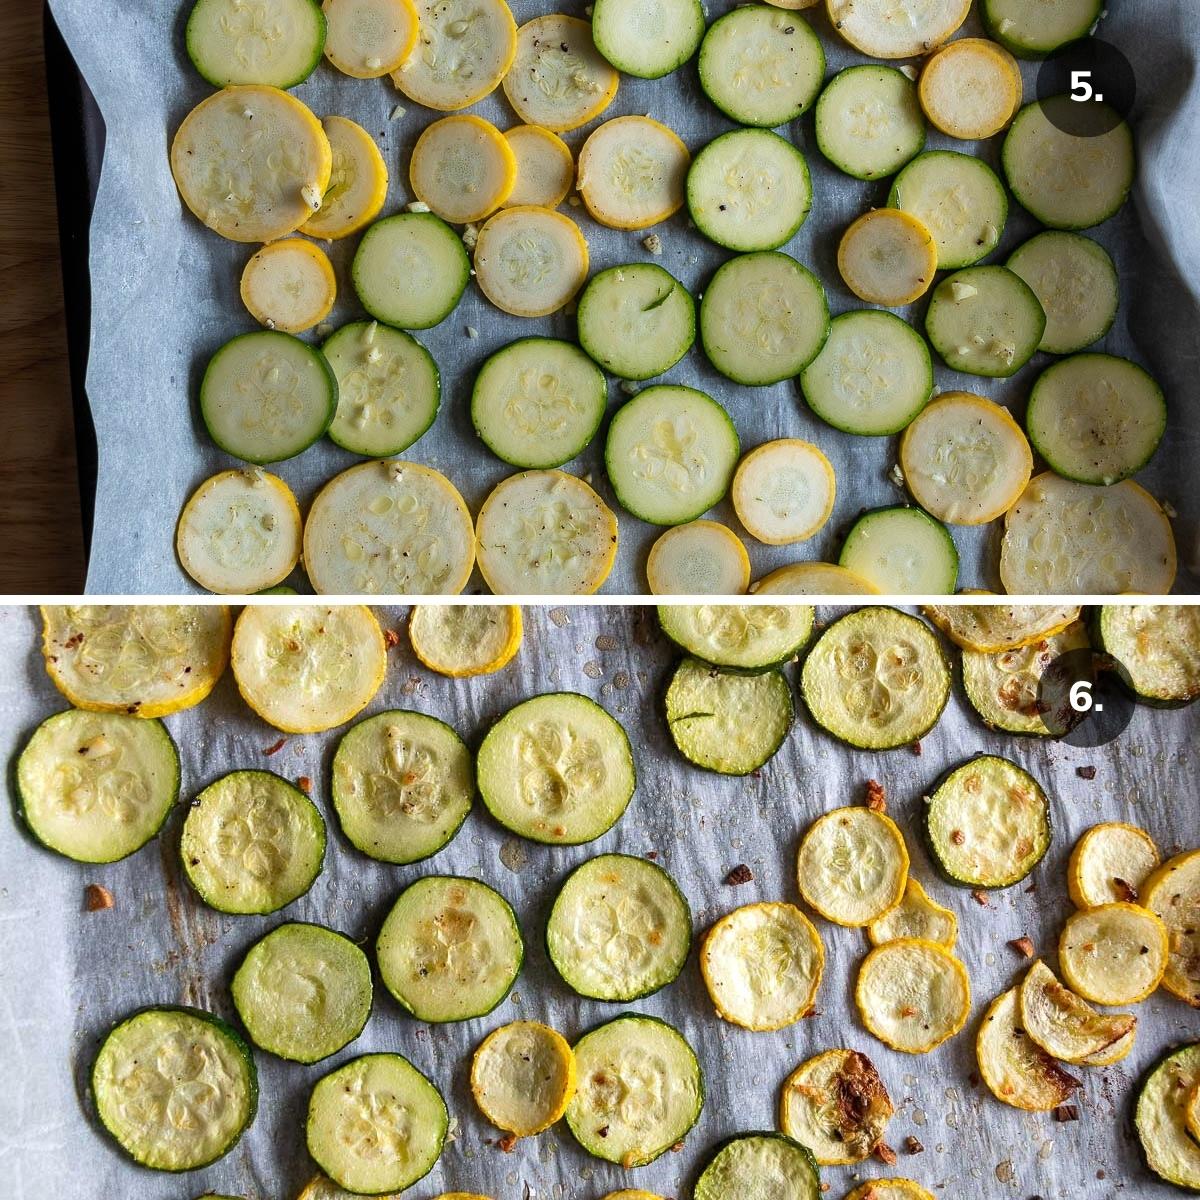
263, 737, 287, 756
971, 889, 990, 907
497, 1134, 518, 1152
725, 863, 754, 885
1008, 936, 1035, 958
84, 884, 114, 912
865, 779, 887, 812
384, 628, 401, 649
904, 1135, 925, 1155
1076, 765, 1097, 780
911, 740, 923, 756
1053, 1104, 1080, 1122
645, 850, 659, 861
297, 776, 313, 794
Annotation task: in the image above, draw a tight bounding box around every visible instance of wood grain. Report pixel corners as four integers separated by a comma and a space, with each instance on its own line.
0, 0, 87, 593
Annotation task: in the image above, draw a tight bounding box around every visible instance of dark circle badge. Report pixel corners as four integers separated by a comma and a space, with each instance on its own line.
1037, 647, 1136, 748
1037, 38, 1136, 137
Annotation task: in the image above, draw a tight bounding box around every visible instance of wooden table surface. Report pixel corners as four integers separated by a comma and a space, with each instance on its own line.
0, 0, 87, 594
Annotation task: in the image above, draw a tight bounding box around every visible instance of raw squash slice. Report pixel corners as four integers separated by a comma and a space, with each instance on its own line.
410, 115, 517, 224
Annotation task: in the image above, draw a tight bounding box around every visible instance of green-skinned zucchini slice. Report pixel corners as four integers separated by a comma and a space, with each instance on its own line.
1097, 605, 1200, 706
657, 604, 814, 671
695, 1132, 820, 1200
1135, 1043, 1200, 1190
977, 988, 1080, 1112
1018, 959, 1135, 1066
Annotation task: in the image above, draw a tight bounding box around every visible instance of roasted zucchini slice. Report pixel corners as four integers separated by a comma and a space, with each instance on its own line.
923, 756, 1050, 889
800, 608, 950, 750
844, 1183, 934, 1200
1096, 604, 1200, 706
977, 989, 1079, 1112
296, 1176, 405, 1200
1059, 901, 1169, 1005
408, 604, 522, 677
922, 603, 1080, 652
657, 604, 814, 672
470, 1020, 576, 1137
779, 1048, 893, 1165
695, 1133, 820, 1200
1142, 850, 1200, 1008
1067, 821, 1161, 909
1135, 1043, 1200, 1190
1018, 959, 1135, 1066
867, 877, 957, 949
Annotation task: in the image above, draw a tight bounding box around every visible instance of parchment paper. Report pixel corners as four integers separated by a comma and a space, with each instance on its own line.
2, 602, 1199, 1198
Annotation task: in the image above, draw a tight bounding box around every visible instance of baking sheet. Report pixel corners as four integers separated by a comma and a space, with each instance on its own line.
43, 0, 1200, 595
3, 601, 1200, 1198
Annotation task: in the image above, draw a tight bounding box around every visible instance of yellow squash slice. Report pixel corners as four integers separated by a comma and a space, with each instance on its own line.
827, 0, 970, 58
867, 878, 957, 950
779, 1048, 894, 1165
474, 206, 589, 317
577, 116, 690, 231
323, 0, 419, 78
1067, 822, 1161, 909
919, 38, 1022, 140
504, 15, 618, 132
301, 116, 389, 240
410, 115, 517, 224
471, 1020, 576, 1136
505, 125, 574, 209
797, 806, 909, 927
751, 562, 880, 596
303, 460, 476, 596
170, 86, 332, 243
41, 606, 231, 718
922, 603, 1081, 652
844, 1181, 935, 1200
733, 440, 836, 546
391, 0, 517, 110
298, 1177, 408, 1200
408, 604, 523, 676
602, 1193, 665, 1200
855, 938, 970, 1054
701, 901, 824, 1031
1142, 849, 1200, 1007
977, 988, 1080, 1111
176, 469, 302, 595
1059, 901, 1170, 1006
475, 469, 618, 595
231, 604, 387, 733
838, 209, 937, 308
646, 520, 750, 595
1188, 1082, 1200, 1144
1018, 959, 1136, 1066
240, 238, 336, 333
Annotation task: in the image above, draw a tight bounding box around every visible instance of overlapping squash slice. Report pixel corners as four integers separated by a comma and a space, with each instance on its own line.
867, 878, 957, 950
1019, 959, 1136, 1066
1059, 902, 1169, 1006
977, 988, 1080, 1111
1142, 849, 1200, 1007
922, 603, 1081, 652
1067, 822, 1161, 909
302, 116, 389, 240
410, 115, 517, 223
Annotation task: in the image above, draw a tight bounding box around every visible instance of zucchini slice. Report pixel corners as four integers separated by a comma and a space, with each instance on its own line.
646, 521, 751, 595
331, 710, 473, 864
592, 0, 705, 79
474, 206, 590, 318
837, 209, 937, 308
92, 1007, 257, 1171
471, 337, 606, 468
815, 66, 925, 182
504, 125, 574, 209
699, 6, 825, 128
391, 0, 516, 110
701, 901, 824, 1030
503, 14, 619, 132
982, 0, 1102, 58
566, 1016, 703, 1166
844, 1184, 933, 1200
1002, 98, 1135, 230
700, 252, 830, 387
176, 469, 302, 595
797, 806, 909, 926
476, 692, 635, 843
304, 461, 476, 595
1067, 821, 1161, 910
352, 212, 470, 330
1000, 473, 1177, 595
657, 603, 814, 671
697, 1133, 820, 1200
307, 1054, 446, 1194
1026, 354, 1166, 485
471, 1021, 576, 1136
302, 116, 389, 241
182, 770, 326, 914
1059, 901, 1170, 1005
856, 938, 970, 1054
751, 562, 880, 596
200, 331, 338, 464
664, 658, 794, 775
605, 385, 739, 526
923, 266, 1045, 378
323, 321, 440, 459
687, 129, 812, 252
240, 239, 336, 334
409, 115, 516, 224
1136, 1043, 1200, 1190
231, 604, 387, 732
1006, 231, 1118, 355
41, 605, 231, 718
800, 310, 933, 438
546, 852, 691, 1000
576, 262, 695, 381
867, 877, 957, 950
924, 755, 1050, 889
801, 607, 950, 750
839, 507, 959, 595
1018, 959, 1136, 1066
232, 922, 372, 1062
408, 605, 523, 678
918, 38, 1022, 140
899, 392, 1032, 525
1189, 1084, 1200, 1149
475, 470, 618, 595
376, 875, 523, 1021
779, 1049, 893, 1166
1097, 605, 1200, 705
1142, 850, 1200, 1008
826, 0, 969, 58
888, 151, 1007, 270
16, 710, 179, 864
976, 988, 1080, 1112
577, 116, 690, 231
322, 0, 418, 78
922, 603, 1081, 652
186, 0, 326, 87
961, 621, 1092, 737
171, 86, 331, 244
